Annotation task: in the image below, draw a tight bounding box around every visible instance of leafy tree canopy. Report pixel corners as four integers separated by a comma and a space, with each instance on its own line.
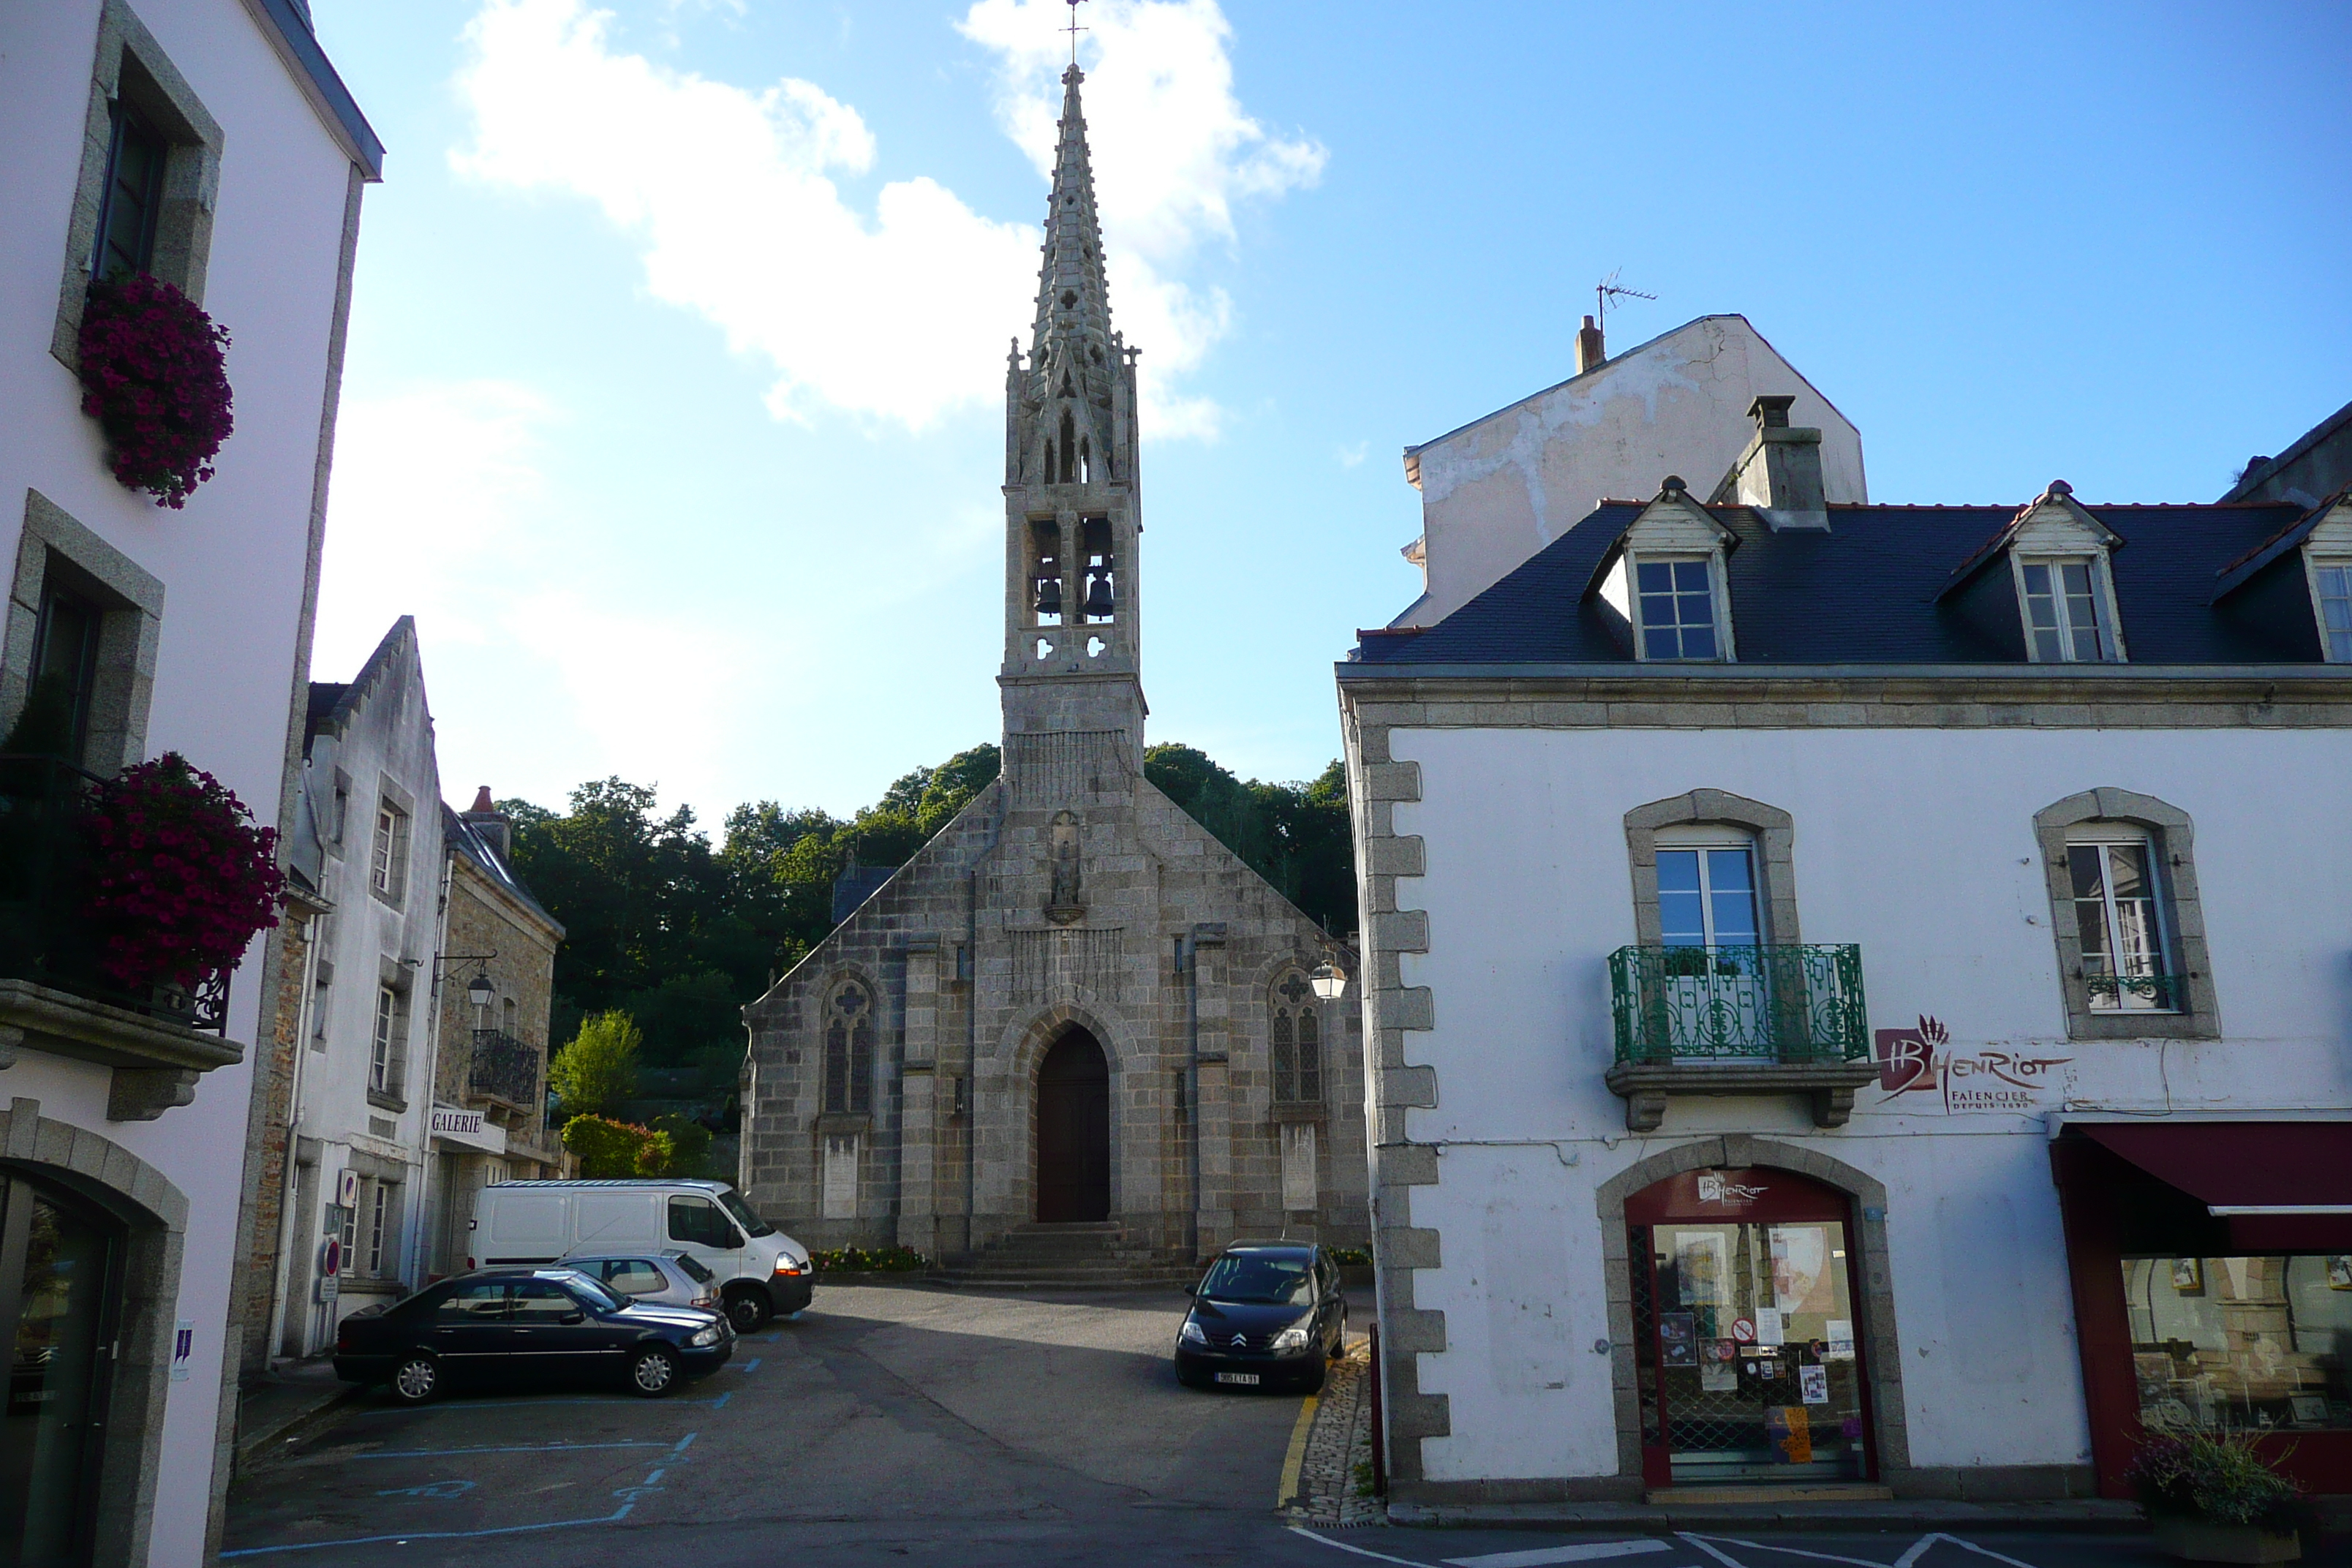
503, 739, 1352, 1074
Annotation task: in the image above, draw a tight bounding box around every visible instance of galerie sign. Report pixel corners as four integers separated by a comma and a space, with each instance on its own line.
1874, 1016, 2070, 1113
430, 1107, 486, 1137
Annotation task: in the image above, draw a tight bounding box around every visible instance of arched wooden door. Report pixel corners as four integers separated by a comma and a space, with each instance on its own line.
1035, 1028, 1110, 1222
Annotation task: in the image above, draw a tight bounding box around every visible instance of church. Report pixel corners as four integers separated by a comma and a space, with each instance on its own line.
739, 66, 1368, 1275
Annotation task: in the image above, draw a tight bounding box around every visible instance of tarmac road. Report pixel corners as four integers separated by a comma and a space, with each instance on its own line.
224, 1282, 2302, 1567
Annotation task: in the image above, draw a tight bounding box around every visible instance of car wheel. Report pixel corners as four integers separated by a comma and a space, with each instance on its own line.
725, 1288, 770, 1335
388, 1354, 439, 1406
628, 1346, 679, 1398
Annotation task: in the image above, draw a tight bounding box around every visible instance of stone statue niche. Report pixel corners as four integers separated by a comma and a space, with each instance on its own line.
1047, 810, 1083, 923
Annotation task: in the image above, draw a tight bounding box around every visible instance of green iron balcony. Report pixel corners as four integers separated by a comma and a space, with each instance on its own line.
1604, 943, 1876, 1131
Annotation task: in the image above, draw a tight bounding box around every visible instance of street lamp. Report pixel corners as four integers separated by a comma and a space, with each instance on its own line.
1308, 957, 1348, 1003
466, 970, 495, 1012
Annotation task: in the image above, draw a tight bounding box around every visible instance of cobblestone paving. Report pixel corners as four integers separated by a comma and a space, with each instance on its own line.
1289, 1336, 1384, 1528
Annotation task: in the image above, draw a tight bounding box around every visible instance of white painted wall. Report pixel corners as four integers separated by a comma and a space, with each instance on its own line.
0, 2, 364, 1560
1382, 723, 2352, 1484
1401, 316, 1866, 626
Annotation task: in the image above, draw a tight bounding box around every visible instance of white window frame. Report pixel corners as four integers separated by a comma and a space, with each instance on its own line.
2065, 833, 2176, 1014
372, 984, 399, 1093
369, 800, 407, 903
2306, 556, 2352, 663
366, 1179, 391, 1275
1651, 827, 1762, 949
1624, 552, 1733, 663
2010, 552, 2122, 663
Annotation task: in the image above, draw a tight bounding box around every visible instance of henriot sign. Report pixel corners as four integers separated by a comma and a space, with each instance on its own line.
1873, 1016, 2070, 1114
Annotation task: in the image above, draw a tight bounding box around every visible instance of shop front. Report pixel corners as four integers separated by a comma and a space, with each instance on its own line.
1628, 1166, 1878, 1488
2052, 1121, 2352, 1499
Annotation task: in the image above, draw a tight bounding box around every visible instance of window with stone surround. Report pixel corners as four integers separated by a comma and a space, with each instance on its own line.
1270, 970, 1322, 1104
2034, 789, 2218, 1040
822, 979, 875, 1116
2, 492, 165, 774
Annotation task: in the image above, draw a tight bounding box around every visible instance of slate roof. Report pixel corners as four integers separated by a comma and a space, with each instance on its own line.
444, 804, 565, 938
1350, 499, 2328, 668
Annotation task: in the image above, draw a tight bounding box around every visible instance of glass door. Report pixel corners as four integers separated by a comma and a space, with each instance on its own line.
1655, 844, 1770, 1057
0, 1175, 123, 1568
1629, 1168, 1874, 1487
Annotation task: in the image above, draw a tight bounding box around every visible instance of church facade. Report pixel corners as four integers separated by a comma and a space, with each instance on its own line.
739, 67, 1367, 1270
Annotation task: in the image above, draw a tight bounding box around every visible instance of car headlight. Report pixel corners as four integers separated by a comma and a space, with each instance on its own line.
1271, 1324, 1311, 1352
690, 1324, 723, 1347
774, 1255, 806, 1275
1179, 1319, 1208, 1346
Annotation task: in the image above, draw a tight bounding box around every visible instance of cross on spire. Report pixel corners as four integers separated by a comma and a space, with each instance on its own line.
1063, 0, 1088, 66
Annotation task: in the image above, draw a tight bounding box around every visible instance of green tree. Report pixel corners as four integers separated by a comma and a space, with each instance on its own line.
1145, 745, 1355, 933
548, 1011, 642, 1120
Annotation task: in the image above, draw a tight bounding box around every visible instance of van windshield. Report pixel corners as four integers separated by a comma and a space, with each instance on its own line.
715, 1189, 775, 1238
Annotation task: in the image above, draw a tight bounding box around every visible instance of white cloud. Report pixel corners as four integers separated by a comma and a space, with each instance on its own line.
1336, 440, 1368, 468
450, 0, 1320, 436
959, 0, 1327, 437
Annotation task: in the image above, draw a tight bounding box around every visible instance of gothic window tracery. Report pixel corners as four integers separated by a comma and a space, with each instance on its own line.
823, 979, 874, 1115
1271, 970, 1322, 1104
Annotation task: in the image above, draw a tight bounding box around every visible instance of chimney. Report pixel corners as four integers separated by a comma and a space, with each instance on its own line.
1714, 393, 1828, 530
461, 785, 512, 859
1575, 314, 1607, 375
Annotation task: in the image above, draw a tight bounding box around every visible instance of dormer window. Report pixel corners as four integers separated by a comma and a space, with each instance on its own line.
2019, 557, 2109, 663
2310, 559, 2352, 662
1635, 559, 1720, 660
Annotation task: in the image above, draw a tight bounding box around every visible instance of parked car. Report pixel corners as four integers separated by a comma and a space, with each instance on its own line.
333, 1267, 733, 1404
1173, 1241, 1349, 1392
468, 1178, 813, 1333
562, 1251, 722, 1313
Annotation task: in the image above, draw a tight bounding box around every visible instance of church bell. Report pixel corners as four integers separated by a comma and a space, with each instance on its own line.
1034, 574, 1063, 617
1083, 570, 1114, 618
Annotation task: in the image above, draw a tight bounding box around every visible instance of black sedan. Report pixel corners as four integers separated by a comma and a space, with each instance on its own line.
1174, 1242, 1348, 1392
334, 1267, 733, 1403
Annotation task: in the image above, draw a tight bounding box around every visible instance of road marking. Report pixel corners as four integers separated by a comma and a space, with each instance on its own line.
357, 1391, 734, 1414
355, 1440, 674, 1459
219, 1504, 638, 1558
1678, 1534, 1752, 1568
1692, 1538, 1885, 1568
1277, 1392, 1319, 1509
672, 1431, 698, 1453
1913, 1537, 2038, 1568
736, 1357, 762, 1372
1288, 1526, 1441, 1566
1446, 1542, 1671, 1567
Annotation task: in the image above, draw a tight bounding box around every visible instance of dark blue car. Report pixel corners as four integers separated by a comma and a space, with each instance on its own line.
334, 1267, 733, 1403
1174, 1242, 1349, 1392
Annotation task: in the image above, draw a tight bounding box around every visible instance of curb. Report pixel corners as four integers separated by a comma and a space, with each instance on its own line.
1384, 1501, 2151, 1535
233, 1379, 365, 1474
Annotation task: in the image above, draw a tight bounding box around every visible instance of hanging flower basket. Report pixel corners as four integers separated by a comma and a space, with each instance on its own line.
76, 274, 234, 509
78, 753, 280, 995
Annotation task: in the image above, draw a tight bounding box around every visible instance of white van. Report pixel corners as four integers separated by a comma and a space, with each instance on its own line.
470, 1179, 813, 1331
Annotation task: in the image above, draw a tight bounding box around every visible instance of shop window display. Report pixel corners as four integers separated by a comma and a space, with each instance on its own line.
2124, 1254, 2352, 1433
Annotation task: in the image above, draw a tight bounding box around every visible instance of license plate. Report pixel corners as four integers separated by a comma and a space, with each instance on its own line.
1214, 1372, 1259, 1385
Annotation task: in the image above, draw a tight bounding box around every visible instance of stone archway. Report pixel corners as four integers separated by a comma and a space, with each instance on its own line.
1594, 1136, 1912, 1485
1034, 1027, 1110, 1222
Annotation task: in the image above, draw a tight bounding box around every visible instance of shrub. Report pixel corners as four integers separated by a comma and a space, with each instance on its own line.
813, 1245, 928, 1273
76, 274, 234, 508
2126, 1428, 2309, 1535
79, 753, 280, 993
549, 1011, 641, 1121
649, 1112, 714, 1177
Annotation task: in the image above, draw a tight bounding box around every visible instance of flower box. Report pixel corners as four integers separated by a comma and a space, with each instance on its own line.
2152, 1518, 2301, 1565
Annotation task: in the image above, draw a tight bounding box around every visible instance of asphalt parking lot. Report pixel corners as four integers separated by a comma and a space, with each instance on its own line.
225, 1283, 2325, 1567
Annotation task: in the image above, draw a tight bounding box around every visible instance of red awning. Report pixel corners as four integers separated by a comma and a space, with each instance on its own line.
2081, 1121, 2352, 1251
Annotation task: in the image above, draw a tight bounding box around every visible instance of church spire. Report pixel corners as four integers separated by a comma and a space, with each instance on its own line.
1028, 65, 1115, 391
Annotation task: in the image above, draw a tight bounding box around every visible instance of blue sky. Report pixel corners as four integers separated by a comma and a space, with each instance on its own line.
306, 0, 2352, 829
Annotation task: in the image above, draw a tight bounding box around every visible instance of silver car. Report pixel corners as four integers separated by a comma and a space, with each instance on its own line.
559, 1251, 722, 1313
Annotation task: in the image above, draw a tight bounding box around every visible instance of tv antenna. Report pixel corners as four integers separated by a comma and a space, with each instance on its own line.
1595, 269, 1656, 328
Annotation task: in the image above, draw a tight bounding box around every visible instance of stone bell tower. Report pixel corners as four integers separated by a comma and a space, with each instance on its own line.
1000, 64, 1145, 772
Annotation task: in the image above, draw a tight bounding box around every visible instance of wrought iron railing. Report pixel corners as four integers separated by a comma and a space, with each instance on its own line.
2084, 970, 2186, 1011
0, 753, 229, 1033
468, 1027, 541, 1109
1608, 943, 1867, 1065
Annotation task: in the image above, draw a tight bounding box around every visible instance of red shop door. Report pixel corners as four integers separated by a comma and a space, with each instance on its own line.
1627, 1167, 1879, 1488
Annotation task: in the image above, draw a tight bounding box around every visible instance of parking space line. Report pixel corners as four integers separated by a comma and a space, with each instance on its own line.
219, 1503, 638, 1558
735, 1357, 762, 1373
355, 1390, 734, 1415
1686, 1537, 1887, 1568
1289, 1526, 1443, 1566
356, 1440, 674, 1459
1445, 1543, 1671, 1567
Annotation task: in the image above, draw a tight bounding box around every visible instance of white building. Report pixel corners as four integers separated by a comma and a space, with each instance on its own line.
1394, 314, 1866, 627
259, 618, 447, 1360
1340, 396, 2352, 1505
0, 0, 377, 1561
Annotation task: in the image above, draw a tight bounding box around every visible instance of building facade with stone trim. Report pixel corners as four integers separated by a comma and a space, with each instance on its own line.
1340, 393, 2352, 1504
0, 1, 380, 1559
742, 66, 1366, 1270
